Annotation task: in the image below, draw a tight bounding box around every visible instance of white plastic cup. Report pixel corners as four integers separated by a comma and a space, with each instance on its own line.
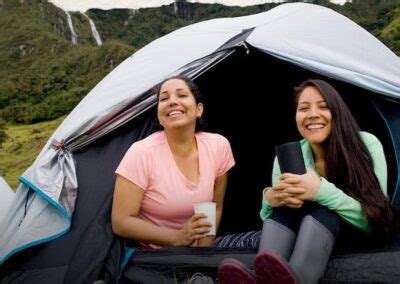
194, 202, 216, 236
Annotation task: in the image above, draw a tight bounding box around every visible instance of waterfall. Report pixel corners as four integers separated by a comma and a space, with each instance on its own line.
174, 0, 185, 18
83, 13, 103, 46
65, 11, 77, 45
129, 9, 138, 19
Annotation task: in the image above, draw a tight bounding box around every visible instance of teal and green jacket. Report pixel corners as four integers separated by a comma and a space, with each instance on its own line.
260, 132, 388, 232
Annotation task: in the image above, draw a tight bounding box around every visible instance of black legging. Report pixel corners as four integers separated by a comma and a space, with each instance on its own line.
214, 203, 382, 251
270, 202, 341, 240
270, 202, 385, 253
213, 204, 341, 249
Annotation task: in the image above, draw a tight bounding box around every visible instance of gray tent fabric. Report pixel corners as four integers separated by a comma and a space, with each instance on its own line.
0, 177, 14, 224
1, 2, 400, 266
0, 184, 71, 262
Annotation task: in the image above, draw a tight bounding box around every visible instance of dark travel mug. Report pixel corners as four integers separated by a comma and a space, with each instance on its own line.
275, 142, 306, 174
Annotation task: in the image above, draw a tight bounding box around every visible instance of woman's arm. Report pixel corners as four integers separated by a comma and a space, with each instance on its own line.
278, 170, 371, 231
197, 173, 228, 247
112, 175, 210, 247
315, 133, 387, 231
281, 169, 370, 231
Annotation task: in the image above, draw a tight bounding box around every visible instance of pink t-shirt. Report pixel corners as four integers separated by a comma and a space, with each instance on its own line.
115, 131, 235, 248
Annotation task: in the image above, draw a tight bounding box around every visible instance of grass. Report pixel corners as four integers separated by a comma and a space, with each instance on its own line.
0, 116, 64, 190
382, 8, 400, 40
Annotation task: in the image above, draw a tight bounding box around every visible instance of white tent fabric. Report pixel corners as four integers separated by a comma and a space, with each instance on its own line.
1, 2, 400, 264
246, 4, 400, 96
0, 177, 14, 223
48, 3, 400, 146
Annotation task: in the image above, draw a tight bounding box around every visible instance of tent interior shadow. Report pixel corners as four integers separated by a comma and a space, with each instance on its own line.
195, 46, 399, 235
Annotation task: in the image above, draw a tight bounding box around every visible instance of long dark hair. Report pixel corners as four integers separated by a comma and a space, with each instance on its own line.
153, 75, 207, 132
294, 79, 398, 238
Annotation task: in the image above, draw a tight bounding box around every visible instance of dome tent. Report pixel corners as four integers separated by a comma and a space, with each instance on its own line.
0, 177, 14, 224
1, 2, 400, 283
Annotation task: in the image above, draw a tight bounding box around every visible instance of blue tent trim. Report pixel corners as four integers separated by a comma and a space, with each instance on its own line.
371, 100, 400, 204
0, 177, 72, 265
0, 226, 70, 265
19, 176, 72, 221
117, 248, 136, 283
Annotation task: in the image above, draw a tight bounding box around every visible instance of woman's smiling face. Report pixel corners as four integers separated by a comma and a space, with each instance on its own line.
157, 78, 203, 131
296, 86, 333, 146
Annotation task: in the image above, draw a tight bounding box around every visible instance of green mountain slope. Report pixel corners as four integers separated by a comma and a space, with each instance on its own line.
331, 0, 400, 53
381, 5, 400, 54
0, 116, 64, 189
0, 0, 134, 124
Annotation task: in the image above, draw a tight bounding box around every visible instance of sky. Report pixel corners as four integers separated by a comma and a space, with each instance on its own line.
48, 0, 350, 12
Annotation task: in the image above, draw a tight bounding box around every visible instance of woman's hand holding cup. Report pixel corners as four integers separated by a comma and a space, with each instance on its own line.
173, 213, 211, 246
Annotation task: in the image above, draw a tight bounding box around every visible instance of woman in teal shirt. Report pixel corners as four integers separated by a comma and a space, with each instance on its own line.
218, 79, 398, 284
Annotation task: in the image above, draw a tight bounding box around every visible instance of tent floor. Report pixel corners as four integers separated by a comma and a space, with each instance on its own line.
122, 235, 400, 283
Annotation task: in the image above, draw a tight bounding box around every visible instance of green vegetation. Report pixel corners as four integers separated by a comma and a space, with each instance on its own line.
0, 40, 133, 124
330, 0, 400, 46
381, 5, 400, 54
0, 118, 7, 148
0, 0, 133, 124
0, 117, 64, 189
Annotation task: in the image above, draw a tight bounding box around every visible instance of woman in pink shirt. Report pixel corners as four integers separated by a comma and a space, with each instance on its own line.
112, 76, 235, 248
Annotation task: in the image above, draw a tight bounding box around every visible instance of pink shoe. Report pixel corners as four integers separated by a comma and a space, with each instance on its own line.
218, 258, 256, 284
254, 251, 297, 284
